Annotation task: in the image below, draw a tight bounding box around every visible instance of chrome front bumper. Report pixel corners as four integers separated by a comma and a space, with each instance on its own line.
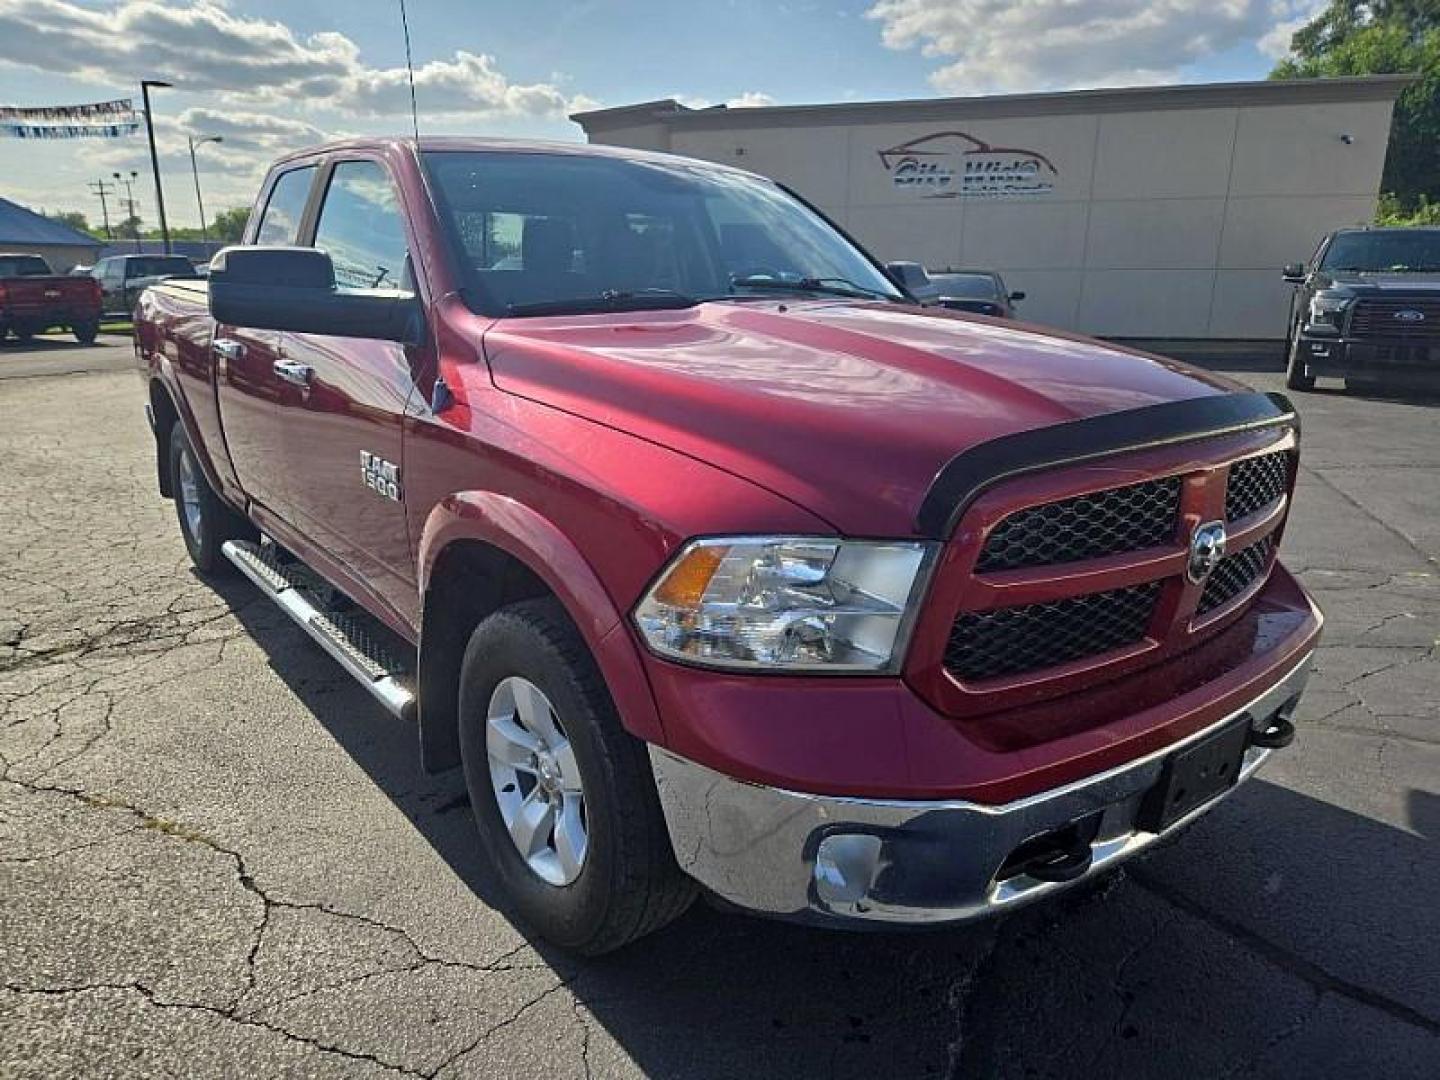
649, 654, 1312, 926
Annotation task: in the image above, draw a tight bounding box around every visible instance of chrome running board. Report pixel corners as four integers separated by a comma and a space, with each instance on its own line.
222, 539, 416, 721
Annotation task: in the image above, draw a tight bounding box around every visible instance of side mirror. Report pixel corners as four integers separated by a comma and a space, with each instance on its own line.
1282, 263, 1306, 284
1008, 290, 1026, 302
209, 246, 422, 345
884, 260, 933, 298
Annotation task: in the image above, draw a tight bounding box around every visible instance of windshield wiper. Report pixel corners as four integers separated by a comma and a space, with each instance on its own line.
729, 275, 893, 301
505, 288, 699, 317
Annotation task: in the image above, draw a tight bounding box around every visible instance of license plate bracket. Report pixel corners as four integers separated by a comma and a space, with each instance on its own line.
1138, 718, 1250, 833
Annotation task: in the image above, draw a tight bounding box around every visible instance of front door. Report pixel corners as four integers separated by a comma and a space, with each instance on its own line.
211, 163, 319, 521
279, 157, 421, 624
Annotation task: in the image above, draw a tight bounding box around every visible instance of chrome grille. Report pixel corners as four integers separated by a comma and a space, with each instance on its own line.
1198, 536, 1275, 615
1349, 298, 1440, 341
1225, 451, 1290, 522
944, 582, 1161, 682
976, 478, 1181, 572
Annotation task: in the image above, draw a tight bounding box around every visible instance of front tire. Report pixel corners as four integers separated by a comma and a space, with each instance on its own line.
458, 599, 695, 954
167, 422, 246, 574
1285, 323, 1316, 391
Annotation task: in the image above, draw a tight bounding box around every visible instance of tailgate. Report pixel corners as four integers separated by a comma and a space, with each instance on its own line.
3, 277, 93, 308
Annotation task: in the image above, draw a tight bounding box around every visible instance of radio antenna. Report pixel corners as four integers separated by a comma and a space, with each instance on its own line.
398, 0, 421, 147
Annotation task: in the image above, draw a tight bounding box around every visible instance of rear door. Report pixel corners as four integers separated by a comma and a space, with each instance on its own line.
212, 163, 319, 520
278, 156, 423, 622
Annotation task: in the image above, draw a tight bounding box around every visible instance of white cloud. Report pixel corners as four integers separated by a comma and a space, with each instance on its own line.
865, 0, 1323, 93
1259, 2, 1327, 60
671, 91, 776, 110
0, 0, 585, 118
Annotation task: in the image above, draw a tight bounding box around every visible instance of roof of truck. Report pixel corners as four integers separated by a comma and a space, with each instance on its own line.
269, 136, 760, 178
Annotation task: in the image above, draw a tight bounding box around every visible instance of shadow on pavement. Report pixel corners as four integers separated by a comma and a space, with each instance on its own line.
1302, 379, 1440, 406
0, 336, 108, 351
211, 578, 1438, 1079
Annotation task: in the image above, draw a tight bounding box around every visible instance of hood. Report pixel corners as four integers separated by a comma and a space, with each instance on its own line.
1316, 270, 1440, 295
482, 301, 1236, 536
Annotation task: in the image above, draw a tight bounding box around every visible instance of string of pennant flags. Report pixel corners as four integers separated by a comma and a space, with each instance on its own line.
0, 97, 141, 139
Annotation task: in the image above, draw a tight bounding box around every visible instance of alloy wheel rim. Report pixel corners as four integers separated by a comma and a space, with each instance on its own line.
486, 676, 588, 886
177, 447, 204, 544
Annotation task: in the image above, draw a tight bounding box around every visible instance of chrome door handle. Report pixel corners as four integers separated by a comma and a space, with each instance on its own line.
213, 338, 245, 361
272, 359, 314, 387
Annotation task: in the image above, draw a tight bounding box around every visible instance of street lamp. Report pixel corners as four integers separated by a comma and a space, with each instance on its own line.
113, 170, 140, 252
140, 79, 173, 254
188, 135, 223, 244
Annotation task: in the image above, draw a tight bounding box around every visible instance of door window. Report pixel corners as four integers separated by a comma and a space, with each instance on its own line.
313, 161, 413, 293
254, 166, 316, 246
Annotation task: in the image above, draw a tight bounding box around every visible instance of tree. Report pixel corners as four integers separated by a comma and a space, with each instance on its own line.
1271, 1, 1440, 211
115, 215, 142, 240
45, 210, 91, 234
210, 207, 250, 243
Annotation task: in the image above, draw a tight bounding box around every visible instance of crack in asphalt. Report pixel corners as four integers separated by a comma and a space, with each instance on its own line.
432, 978, 578, 1076
0, 771, 562, 1077
1301, 465, 1439, 572
1132, 871, 1440, 1037
0, 980, 425, 1077
942, 925, 1001, 1080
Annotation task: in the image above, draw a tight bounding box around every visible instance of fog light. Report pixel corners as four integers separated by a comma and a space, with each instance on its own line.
814, 833, 882, 905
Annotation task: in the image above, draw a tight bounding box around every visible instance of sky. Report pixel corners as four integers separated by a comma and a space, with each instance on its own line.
0, 0, 1327, 231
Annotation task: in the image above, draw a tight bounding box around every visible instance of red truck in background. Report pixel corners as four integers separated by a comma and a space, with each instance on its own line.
134, 138, 1321, 954
0, 253, 102, 344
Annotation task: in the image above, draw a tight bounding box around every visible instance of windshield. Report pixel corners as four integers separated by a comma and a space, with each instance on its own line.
424, 150, 904, 315
0, 255, 53, 277
129, 257, 195, 278
929, 273, 1000, 299
1320, 231, 1440, 273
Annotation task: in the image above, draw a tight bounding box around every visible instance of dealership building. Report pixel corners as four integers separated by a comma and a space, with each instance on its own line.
572, 76, 1411, 341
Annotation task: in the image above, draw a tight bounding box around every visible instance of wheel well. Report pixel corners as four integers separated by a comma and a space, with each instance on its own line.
149, 381, 179, 498
417, 539, 553, 772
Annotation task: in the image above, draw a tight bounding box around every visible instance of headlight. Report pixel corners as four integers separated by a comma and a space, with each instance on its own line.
1307, 294, 1350, 331
633, 537, 936, 671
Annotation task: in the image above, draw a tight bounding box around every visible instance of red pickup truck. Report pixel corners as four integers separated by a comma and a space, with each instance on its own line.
135, 139, 1321, 953
0, 253, 102, 344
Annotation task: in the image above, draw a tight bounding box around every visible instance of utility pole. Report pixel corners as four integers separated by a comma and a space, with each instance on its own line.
88, 178, 115, 239
140, 80, 173, 254
113, 171, 141, 252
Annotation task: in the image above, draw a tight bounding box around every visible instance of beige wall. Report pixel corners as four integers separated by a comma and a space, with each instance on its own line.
585, 95, 1396, 339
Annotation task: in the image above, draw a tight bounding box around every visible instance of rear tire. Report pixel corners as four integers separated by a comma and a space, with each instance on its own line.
167, 422, 247, 574
1285, 324, 1316, 391
73, 321, 99, 345
458, 599, 695, 954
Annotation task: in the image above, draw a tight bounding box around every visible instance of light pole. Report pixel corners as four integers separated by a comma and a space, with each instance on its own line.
140, 79, 173, 254
113, 170, 140, 252
188, 135, 223, 244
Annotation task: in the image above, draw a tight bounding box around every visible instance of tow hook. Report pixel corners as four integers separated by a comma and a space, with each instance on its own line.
1250, 714, 1296, 749
1249, 695, 1300, 749
999, 813, 1102, 884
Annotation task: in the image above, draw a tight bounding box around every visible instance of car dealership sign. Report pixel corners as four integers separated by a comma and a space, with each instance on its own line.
878, 132, 1058, 198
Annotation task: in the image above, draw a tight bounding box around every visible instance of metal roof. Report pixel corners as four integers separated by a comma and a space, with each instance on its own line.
0, 197, 101, 248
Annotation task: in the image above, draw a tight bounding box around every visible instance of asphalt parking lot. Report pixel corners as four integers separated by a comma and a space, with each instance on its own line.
2, 336, 1437, 1078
